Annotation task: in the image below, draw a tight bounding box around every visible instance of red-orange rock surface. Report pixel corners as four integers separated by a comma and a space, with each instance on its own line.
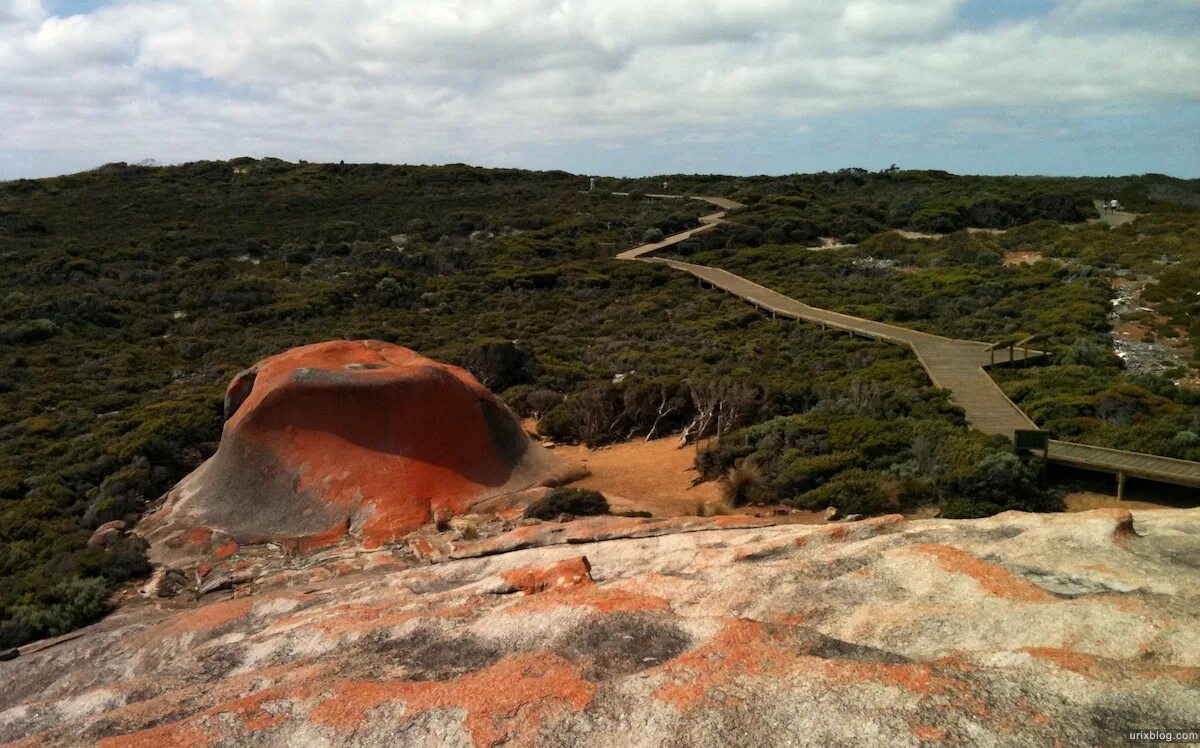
4, 509, 1200, 746
139, 340, 573, 559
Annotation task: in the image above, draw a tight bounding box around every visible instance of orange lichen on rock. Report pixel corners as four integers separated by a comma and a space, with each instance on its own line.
914, 725, 951, 741
166, 598, 254, 634
654, 618, 787, 712
289, 521, 357, 554
212, 541, 239, 561
793, 514, 904, 548
823, 657, 993, 719
1021, 647, 1104, 678
500, 557, 594, 595
1136, 666, 1200, 685
7, 508, 1200, 746
96, 720, 214, 748
185, 527, 213, 551
502, 581, 673, 616
139, 340, 571, 563
907, 544, 1054, 602
308, 653, 595, 744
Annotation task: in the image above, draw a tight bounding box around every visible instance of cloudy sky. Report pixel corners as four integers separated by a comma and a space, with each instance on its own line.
2, 0, 1198, 179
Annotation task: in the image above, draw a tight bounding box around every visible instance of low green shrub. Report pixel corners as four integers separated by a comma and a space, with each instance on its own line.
796, 469, 896, 516
522, 488, 610, 520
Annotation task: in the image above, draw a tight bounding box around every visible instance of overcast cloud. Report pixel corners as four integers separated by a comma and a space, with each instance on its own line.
1, 0, 1198, 178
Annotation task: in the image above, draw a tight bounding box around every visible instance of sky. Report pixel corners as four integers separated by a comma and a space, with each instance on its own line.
1, 0, 1198, 179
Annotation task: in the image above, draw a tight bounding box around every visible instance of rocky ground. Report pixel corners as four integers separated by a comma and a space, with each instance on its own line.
1109, 276, 1192, 381
3, 507, 1199, 746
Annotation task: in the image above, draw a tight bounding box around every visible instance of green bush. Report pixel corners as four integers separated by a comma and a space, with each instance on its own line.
946, 452, 1061, 516
0, 319, 59, 344
773, 451, 859, 496
523, 488, 610, 520
462, 340, 539, 392
110, 399, 220, 465
83, 459, 153, 528
0, 576, 109, 649
941, 497, 1005, 519
0, 469, 22, 500
796, 470, 896, 515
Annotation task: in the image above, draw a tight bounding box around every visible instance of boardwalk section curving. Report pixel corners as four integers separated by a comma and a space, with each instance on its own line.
645, 256, 1039, 437
618, 196, 1200, 495
616, 197, 741, 260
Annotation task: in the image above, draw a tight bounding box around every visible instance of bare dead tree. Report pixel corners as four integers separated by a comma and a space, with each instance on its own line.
679, 379, 759, 446
645, 387, 681, 441
715, 381, 759, 437
566, 385, 623, 445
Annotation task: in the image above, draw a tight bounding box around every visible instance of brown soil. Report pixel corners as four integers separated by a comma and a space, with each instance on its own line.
1063, 492, 1185, 512
550, 435, 720, 517
526, 425, 825, 522
813, 237, 853, 251
1113, 320, 1152, 342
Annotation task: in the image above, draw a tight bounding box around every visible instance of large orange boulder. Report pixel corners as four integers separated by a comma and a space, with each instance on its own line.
140, 340, 572, 559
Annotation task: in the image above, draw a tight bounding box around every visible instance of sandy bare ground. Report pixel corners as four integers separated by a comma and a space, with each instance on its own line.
1063, 492, 1184, 512
528, 426, 826, 522
812, 237, 854, 251
550, 436, 720, 516
554, 436, 824, 523
1003, 250, 1044, 266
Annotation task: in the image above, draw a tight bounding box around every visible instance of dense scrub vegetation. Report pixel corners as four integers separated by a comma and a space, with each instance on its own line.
1, 160, 1196, 647
613, 168, 1196, 247
673, 188, 1200, 505
698, 414, 1055, 518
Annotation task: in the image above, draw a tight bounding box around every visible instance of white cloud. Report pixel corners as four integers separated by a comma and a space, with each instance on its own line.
0, 0, 1197, 176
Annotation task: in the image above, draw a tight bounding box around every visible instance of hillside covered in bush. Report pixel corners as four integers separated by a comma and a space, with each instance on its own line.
1, 160, 1197, 648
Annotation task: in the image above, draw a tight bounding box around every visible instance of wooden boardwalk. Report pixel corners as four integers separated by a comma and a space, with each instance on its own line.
618, 197, 1200, 494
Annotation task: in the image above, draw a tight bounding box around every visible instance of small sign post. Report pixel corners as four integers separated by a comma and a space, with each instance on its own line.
1014, 429, 1049, 455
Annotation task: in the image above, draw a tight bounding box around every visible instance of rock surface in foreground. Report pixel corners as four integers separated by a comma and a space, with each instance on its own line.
139, 340, 573, 563
4, 508, 1200, 746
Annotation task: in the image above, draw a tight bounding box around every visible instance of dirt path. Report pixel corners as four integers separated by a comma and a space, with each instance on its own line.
1090, 199, 1139, 227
